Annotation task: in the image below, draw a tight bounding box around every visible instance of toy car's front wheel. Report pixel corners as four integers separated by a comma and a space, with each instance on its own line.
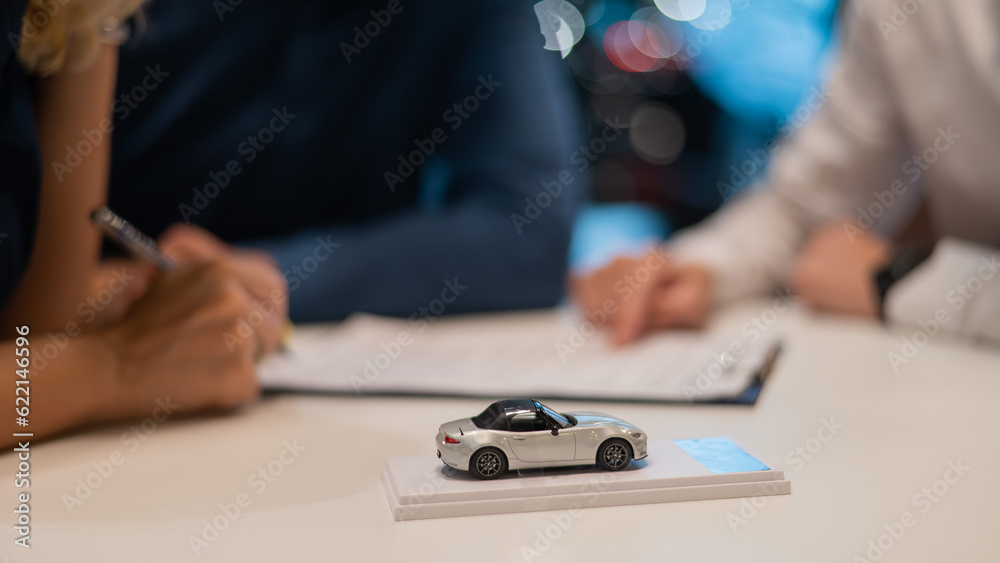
469, 447, 507, 480
597, 439, 632, 471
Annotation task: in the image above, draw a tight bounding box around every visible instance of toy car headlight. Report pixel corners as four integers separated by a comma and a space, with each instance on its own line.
631, 432, 642, 439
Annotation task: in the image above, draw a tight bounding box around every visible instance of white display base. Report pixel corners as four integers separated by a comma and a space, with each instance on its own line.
383, 440, 790, 521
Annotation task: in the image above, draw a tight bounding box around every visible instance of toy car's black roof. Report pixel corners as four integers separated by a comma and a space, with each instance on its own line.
470, 399, 540, 431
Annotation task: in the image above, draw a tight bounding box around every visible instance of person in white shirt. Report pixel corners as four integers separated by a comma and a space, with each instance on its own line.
573, 0, 1000, 346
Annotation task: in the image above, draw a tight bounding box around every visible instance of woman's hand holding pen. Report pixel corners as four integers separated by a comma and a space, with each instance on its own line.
85, 259, 158, 329
158, 224, 290, 355
89, 224, 289, 420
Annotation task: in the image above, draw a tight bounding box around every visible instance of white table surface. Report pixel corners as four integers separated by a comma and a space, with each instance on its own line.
4, 302, 999, 563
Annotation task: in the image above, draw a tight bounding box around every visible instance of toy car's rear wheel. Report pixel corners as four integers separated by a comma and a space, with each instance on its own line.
597, 439, 632, 471
470, 447, 507, 480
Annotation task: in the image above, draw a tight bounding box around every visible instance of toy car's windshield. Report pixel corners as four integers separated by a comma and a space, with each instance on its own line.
536, 402, 573, 428
471, 402, 507, 430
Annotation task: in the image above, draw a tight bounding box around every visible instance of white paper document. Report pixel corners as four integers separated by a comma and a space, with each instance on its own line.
258, 309, 779, 403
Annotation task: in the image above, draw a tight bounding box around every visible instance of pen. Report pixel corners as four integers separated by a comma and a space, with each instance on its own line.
90, 206, 176, 271
90, 205, 294, 350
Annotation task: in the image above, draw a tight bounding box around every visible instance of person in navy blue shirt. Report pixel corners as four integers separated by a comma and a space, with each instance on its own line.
0, 0, 289, 445
0, 0, 40, 308
108, 0, 583, 322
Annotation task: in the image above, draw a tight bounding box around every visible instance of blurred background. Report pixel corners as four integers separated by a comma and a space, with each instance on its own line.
102, 0, 847, 319
549, 0, 841, 271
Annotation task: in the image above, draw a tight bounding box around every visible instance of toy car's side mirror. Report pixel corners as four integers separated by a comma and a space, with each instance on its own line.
551, 427, 559, 436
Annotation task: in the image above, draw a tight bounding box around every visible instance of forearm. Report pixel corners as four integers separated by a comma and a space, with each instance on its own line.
247, 201, 573, 322
668, 189, 810, 303
670, 2, 907, 305
0, 45, 117, 331
1, 330, 115, 449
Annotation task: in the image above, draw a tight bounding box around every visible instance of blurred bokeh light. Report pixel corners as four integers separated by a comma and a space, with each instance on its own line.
554, 0, 838, 228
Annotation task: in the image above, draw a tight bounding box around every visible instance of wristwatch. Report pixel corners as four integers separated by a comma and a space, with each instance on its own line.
873, 246, 933, 320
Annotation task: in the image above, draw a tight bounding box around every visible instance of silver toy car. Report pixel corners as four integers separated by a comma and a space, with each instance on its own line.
436, 399, 648, 479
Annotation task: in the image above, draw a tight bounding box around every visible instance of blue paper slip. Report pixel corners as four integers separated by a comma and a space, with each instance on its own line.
674, 437, 770, 474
